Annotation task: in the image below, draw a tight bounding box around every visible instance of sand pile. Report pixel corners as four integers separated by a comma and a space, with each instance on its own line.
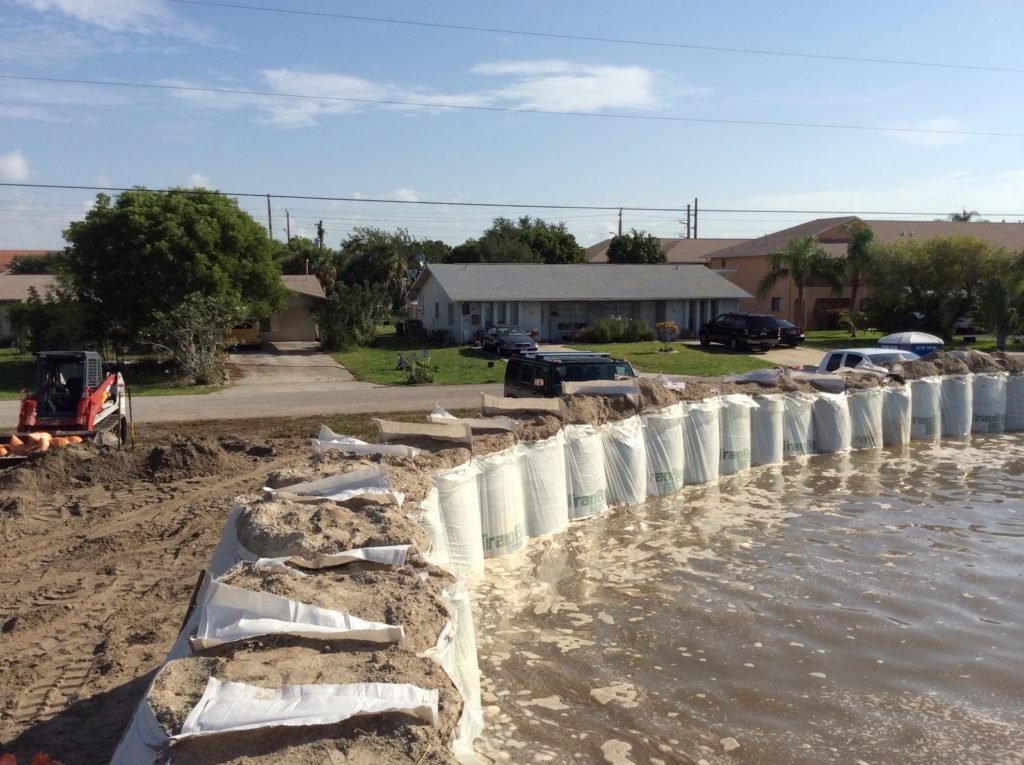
991, 352, 1024, 373
515, 413, 563, 442
902, 351, 971, 380
954, 349, 1010, 373
220, 561, 456, 653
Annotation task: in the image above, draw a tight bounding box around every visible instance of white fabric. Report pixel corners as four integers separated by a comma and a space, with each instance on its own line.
518, 432, 570, 537
813, 392, 852, 454
433, 463, 485, 576
882, 385, 912, 446
972, 373, 1007, 433
481, 392, 562, 417
415, 488, 449, 566
643, 403, 686, 495
683, 399, 721, 484
265, 464, 404, 507
428, 405, 517, 433
751, 394, 785, 466
376, 418, 473, 446
719, 394, 756, 475
478, 448, 527, 558
1006, 375, 1024, 431
783, 394, 815, 458
602, 416, 649, 504
249, 545, 411, 572
190, 578, 404, 649
312, 425, 420, 458
563, 424, 608, 519
847, 388, 884, 450
176, 678, 439, 738
940, 374, 973, 438
910, 377, 941, 441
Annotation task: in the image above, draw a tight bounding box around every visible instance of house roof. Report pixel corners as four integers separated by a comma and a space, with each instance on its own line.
0, 274, 57, 301
280, 274, 326, 299
411, 263, 751, 302
585, 238, 748, 264
865, 219, 1024, 249
0, 250, 53, 273
700, 217, 858, 260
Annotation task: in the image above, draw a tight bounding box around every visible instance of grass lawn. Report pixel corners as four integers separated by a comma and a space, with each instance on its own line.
802, 329, 1006, 353
332, 333, 505, 386
569, 341, 777, 376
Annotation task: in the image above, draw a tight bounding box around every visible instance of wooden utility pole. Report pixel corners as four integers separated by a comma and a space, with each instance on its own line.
685, 204, 691, 238
692, 197, 698, 238
285, 209, 291, 242
266, 194, 273, 239
618, 208, 623, 236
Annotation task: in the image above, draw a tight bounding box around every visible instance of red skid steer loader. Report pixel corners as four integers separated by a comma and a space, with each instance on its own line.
1, 350, 133, 460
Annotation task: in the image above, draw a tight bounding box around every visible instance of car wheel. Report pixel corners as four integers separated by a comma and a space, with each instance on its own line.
699, 331, 710, 347
728, 336, 740, 351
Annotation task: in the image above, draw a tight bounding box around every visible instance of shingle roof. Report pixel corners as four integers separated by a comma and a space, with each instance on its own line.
585, 238, 749, 263
281, 274, 326, 299
865, 219, 1024, 249
700, 217, 857, 259
0, 250, 53, 273
0, 274, 57, 301
413, 263, 751, 301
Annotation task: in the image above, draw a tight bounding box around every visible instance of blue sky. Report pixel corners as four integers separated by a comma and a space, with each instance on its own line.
1, 0, 1022, 250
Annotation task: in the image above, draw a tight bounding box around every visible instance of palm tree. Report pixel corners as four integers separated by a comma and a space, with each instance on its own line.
974, 258, 1024, 350
757, 236, 845, 330
845, 220, 874, 329
949, 208, 983, 222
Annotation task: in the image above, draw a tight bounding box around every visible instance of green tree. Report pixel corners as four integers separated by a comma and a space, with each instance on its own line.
973, 252, 1024, 350
948, 208, 985, 222
7, 251, 66, 274
449, 216, 584, 264
149, 292, 243, 385
63, 188, 286, 350
337, 227, 420, 310
9, 285, 98, 353
757, 236, 845, 329
315, 281, 391, 351
845, 220, 874, 332
606, 229, 666, 264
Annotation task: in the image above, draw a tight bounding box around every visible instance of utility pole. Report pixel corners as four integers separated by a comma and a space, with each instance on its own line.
693, 197, 698, 238
685, 204, 691, 238
266, 194, 273, 239
285, 209, 291, 242
617, 208, 622, 236
316, 220, 325, 250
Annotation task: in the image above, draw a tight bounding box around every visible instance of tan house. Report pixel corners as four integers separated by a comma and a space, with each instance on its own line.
0, 274, 57, 343
260, 274, 325, 343
585, 237, 747, 264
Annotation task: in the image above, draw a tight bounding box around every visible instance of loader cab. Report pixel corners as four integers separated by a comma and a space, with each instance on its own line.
35, 351, 105, 415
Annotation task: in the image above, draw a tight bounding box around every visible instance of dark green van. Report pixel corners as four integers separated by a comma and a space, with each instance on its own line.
504, 352, 636, 398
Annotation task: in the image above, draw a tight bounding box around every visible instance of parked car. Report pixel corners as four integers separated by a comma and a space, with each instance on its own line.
504, 351, 636, 398
816, 348, 919, 374
228, 320, 261, 349
480, 326, 538, 356
773, 318, 805, 347
698, 313, 781, 351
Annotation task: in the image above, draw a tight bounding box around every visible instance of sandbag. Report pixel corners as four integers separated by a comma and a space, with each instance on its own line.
719, 395, 756, 475
518, 432, 570, 536
433, 463, 485, 576
415, 488, 449, 567
971, 372, 1007, 434
602, 416, 648, 505
563, 424, 608, 519
940, 374, 973, 438
881, 385, 912, 446
848, 388, 883, 450
910, 377, 941, 441
813, 392, 852, 454
683, 399, 721, 484
783, 394, 815, 458
643, 403, 685, 495
1006, 375, 1024, 431
477, 448, 526, 559
751, 394, 785, 466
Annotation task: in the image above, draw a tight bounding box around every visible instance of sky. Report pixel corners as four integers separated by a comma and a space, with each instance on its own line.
1, 0, 1023, 250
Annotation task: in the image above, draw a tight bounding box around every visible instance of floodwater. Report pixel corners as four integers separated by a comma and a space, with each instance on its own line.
472, 436, 1024, 764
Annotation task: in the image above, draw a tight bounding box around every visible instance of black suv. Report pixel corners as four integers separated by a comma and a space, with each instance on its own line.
773, 318, 805, 347
699, 313, 781, 351
504, 352, 636, 398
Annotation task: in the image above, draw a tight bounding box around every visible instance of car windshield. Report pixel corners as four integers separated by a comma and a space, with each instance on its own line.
777, 320, 795, 328
497, 327, 528, 336
553, 362, 617, 383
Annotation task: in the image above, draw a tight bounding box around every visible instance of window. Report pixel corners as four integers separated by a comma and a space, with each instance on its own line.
771, 297, 782, 311
510, 302, 519, 324
448, 303, 455, 327
497, 302, 507, 324
434, 302, 440, 320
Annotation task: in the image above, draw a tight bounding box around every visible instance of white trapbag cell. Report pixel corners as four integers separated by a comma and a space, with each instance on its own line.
751, 394, 785, 466
813, 392, 852, 454
684, 399, 721, 485
882, 385, 912, 446
971, 372, 1007, 434
563, 424, 608, 519
519, 432, 570, 537
719, 395, 756, 475
783, 394, 815, 458
1006, 375, 1024, 431
414, 488, 449, 567
910, 377, 941, 441
848, 388, 884, 450
643, 403, 686, 495
940, 374, 973, 438
602, 416, 649, 505
433, 463, 485, 576
477, 448, 526, 558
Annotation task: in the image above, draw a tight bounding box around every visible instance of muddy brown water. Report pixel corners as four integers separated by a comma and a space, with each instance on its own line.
473, 436, 1024, 764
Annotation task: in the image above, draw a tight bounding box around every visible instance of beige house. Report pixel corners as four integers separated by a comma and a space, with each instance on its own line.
0, 274, 56, 343
259, 274, 325, 343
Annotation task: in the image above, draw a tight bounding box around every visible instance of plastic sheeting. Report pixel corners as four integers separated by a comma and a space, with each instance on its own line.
971, 373, 1007, 434
751, 394, 785, 466
940, 374, 973, 438
719, 395, 756, 475
684, 399, 721, 485
602, 416, 649, 504
1006, 375, 1024, 432
266, 464, 404, 507
813, 392, 852, 454
518, 432, 570, 537
377, 419, 473, 447
477, 449, 526, 558
312, 425, 420, 458
783, 394, 815, 458
415, 488, 449, 566
643, 403, 686, 495
882, 385, 912, 446
847, 388, 884, 450
433, 463, 485, 576
910, 377, 941, 441
563, 424, 608, 519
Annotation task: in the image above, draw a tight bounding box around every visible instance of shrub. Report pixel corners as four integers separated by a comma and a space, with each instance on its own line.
576, 316, 655, 343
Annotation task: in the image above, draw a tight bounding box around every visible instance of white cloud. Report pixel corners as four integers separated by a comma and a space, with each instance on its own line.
12, 0, 208, 40
185, 172, 211, 188
392, 188, 418, 202
0, 150, 30, 182
887, 117, 971, 148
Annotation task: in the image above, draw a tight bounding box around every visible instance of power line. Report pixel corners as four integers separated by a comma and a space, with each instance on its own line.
3, 73, 1021, 138
4, 182, 1023, 218
166, 0, 1024, 75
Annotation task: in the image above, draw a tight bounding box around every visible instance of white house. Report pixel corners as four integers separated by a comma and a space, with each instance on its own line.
406, 263, 752, 343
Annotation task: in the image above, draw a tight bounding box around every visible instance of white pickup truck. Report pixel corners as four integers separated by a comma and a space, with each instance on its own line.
817, 348, 919, 373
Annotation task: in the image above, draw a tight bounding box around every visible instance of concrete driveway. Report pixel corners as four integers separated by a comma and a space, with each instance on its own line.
228, 342, 358, 387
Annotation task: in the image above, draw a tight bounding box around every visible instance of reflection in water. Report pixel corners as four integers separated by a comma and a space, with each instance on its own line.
473, 436, 1024, 764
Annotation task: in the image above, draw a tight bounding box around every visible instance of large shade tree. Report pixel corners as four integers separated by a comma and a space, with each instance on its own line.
448, 216, 585, 264
757, 235, 845, 329
605, 229, 666, 264
63, 188, 286, 349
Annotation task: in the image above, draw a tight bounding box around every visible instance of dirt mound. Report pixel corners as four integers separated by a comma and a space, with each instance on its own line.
903, 351, 970, 380
221, 560, 456, 653
515, 414, 564, 442
562, 394, 637, 425
472, 431, 517, 455
952, 349, 1007, 373
991, 352, 1024, 374
636, 377, 680, 411
144, 436, 250, 483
